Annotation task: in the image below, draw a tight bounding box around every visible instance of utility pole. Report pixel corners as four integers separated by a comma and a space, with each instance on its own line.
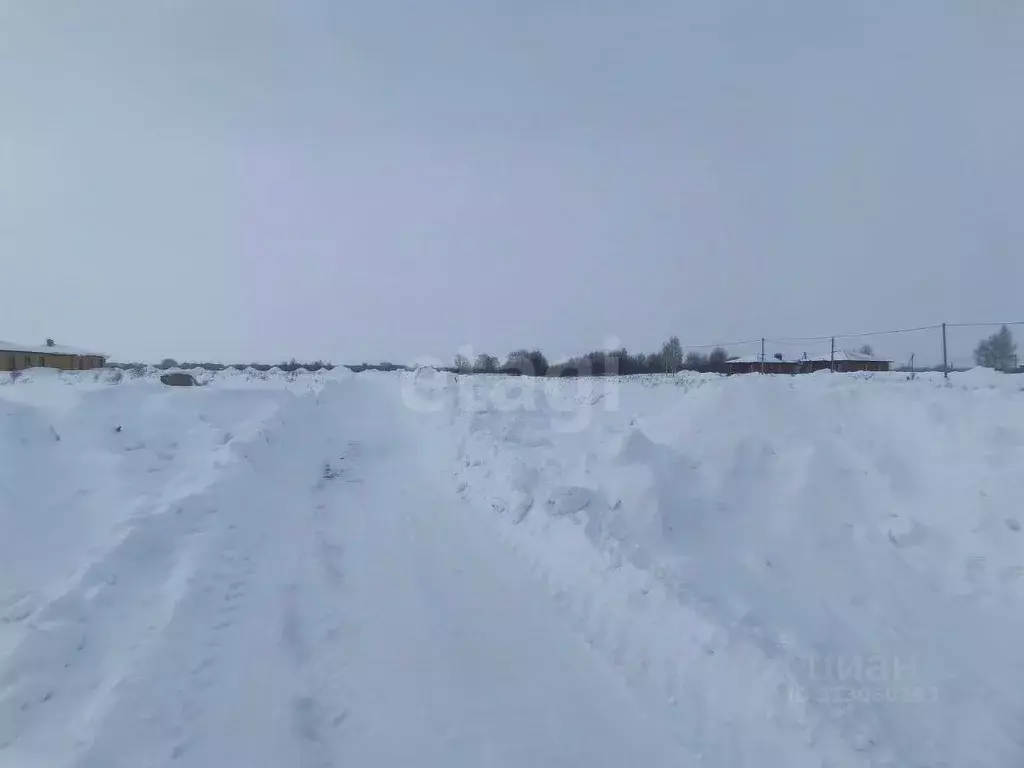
761, 338, 765, 374
830, 337, 835, 373
941, 323, 948, 379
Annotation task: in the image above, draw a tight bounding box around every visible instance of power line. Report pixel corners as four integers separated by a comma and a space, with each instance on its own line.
768, 324, 942, 343
680, 338, 762, 350
676, 321, 1023, 355
945, 321, 1024, 329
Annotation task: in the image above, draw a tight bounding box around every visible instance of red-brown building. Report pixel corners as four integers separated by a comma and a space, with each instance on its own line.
724, 350, 891, 375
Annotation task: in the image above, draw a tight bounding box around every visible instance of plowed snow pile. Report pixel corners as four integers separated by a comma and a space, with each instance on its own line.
1, 367, 1022, 767
426, 369, 1024, 766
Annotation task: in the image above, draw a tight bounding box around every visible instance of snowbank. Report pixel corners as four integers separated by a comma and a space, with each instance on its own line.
0, 377, 298, 658
414, 369, 1024, 766
0, 364, 352, 393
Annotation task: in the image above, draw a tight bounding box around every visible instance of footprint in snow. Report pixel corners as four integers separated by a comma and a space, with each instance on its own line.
0, 592, 40, 623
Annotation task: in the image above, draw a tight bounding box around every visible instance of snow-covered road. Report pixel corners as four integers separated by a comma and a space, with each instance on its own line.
1, 377, 690, 767
2, 368, 1024, 767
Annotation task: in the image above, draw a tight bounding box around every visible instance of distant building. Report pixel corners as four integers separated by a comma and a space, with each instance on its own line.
0, 339, 107, 371
724, 350, 891, 375
724, 354, 801, 375
803, 350, 891, 373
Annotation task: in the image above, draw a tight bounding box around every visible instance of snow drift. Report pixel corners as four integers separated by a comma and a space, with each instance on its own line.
423, 369, 1024, 766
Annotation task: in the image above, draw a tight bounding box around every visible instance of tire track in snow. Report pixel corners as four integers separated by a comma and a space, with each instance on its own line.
18, 386, 343, 768
280, 581, 332, 768
144, 386, 357, 768
278, 439, 366, 768
321, 376, 697, 767
160, 524, 258, 766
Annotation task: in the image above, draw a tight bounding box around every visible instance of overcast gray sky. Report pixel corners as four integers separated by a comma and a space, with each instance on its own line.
2, 0, 1021, 366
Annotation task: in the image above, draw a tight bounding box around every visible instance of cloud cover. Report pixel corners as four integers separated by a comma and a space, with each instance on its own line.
1, 0, 1021, 366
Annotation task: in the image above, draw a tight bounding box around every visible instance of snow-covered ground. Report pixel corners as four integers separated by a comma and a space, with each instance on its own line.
1, 366, 1022, 766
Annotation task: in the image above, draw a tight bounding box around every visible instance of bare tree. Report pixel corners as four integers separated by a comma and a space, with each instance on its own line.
503, 349, 548, 376
708, 347, 728, 365
473, 353, 499, 373
684, 351, 707, 369
453, 354, 472, 372
660, 336, 683, 373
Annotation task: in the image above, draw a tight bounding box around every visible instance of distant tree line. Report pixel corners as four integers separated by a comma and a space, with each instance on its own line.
450, 337, 733, 377
105, 327, 1018, 379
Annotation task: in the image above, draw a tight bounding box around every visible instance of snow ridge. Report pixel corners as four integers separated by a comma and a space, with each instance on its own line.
430, 370, 1024, 766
